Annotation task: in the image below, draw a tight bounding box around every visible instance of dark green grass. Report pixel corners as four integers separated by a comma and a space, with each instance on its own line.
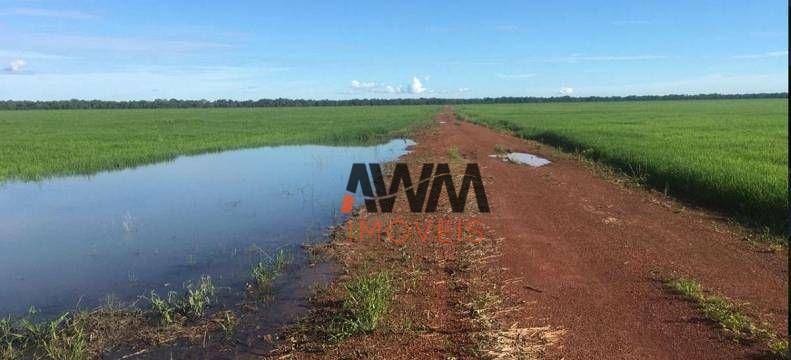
457, 100, 788, 233
0, 105, 438, 182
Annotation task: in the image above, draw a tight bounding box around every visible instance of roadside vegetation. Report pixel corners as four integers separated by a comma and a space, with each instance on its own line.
0, 105, 437, 182
457, 99, 788, 233
0, 276, 227, 359
664, 277, 788, 359
330, 272, 395, 341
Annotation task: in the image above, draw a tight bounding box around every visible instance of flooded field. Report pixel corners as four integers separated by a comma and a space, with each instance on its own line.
0, 139, 414, 318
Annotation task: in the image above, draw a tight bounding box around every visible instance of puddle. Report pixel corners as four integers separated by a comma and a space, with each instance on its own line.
490, 152, 551, 167
0, 139, 415, 320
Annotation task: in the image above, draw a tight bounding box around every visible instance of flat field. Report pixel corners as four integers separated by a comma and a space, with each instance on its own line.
456, 99, 788, 230
0, 105, 438, 182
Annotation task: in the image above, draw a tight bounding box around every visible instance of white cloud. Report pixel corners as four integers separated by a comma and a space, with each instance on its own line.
457, 87, 470, 93
385, 85, 403, 93
350, 80, 376, 89
0, 8, 96, 20
348, 76, 429, 95
5, 59, 26, 72
496, 73, 536, 79
559, 87, 574, 95
409, 77, 426, 94
732, 50, 788, 59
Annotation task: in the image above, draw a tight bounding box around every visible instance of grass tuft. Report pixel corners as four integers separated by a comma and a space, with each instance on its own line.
768, 339, 789, 359
147, 275, 216, 325
216, 311, 239, 344
0, 308, 88, 360
493, 144, 509, 155
250, 248, 293, 291
331, 272, 394, 341
447, 146, 464, 161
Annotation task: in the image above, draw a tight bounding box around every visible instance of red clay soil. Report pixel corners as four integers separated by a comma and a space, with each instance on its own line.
418, 109, 788, 359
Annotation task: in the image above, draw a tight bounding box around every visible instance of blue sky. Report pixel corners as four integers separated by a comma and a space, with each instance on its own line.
0, 0, 787, 100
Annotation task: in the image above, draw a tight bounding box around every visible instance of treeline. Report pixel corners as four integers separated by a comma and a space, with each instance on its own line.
0, 93, 786, 110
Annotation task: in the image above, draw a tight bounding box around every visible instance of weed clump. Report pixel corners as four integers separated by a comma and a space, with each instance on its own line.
0, 308, 88, 359
493, 144, 509, 155
148, 275, 216, 325
447, 146, 463, 161
331, 272, 394, 341
250, 249, 293, 291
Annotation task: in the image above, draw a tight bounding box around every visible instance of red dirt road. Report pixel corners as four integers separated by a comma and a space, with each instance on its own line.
418, 110, 788, 359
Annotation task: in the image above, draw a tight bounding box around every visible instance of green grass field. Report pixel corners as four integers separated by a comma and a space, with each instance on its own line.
457, 99, 788, 232
0, 105, 437, 182
1, 100, 786, 231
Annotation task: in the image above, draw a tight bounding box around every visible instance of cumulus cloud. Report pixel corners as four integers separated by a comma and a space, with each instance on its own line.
350, 80, 376, 89
559, 87, 574, 95
5, 59, 26, 72
348, 76, 429, 95
409, 77, 426, 94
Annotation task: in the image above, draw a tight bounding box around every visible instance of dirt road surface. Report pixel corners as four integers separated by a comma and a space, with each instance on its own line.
275, 108, 787, 360
414, 109, 788, 359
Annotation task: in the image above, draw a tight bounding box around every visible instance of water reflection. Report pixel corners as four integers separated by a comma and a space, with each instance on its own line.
0, 139, 414, 316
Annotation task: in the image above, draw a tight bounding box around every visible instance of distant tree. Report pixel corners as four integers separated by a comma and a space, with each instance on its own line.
0, 93, 786, 111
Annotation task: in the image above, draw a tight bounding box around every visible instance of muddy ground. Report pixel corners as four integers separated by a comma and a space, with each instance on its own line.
270, 108, 787, 359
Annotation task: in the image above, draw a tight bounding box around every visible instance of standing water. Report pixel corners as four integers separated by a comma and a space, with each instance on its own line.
0, 139, 414, 318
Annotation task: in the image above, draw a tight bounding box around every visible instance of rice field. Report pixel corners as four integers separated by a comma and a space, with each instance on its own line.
456, 99, 788, 232
0, 105, 438, 182
1, 100, 786, 231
